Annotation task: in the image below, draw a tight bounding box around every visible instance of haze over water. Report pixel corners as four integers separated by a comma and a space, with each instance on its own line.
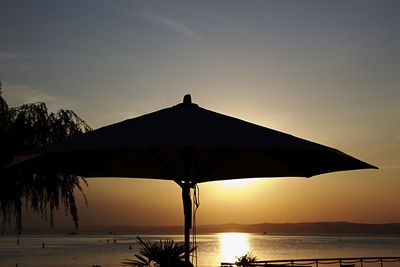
1, 233, 400, 267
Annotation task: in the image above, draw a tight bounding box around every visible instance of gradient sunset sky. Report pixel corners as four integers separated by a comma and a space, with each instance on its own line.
1, 0, 399, 228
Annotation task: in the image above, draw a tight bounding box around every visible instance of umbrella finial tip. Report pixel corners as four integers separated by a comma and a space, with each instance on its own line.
183, 94, 192, 104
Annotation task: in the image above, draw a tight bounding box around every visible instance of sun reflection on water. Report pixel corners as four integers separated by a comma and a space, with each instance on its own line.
219, 232, 250, 263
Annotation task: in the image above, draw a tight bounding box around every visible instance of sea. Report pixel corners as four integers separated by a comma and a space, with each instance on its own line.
1, 233, 400, 267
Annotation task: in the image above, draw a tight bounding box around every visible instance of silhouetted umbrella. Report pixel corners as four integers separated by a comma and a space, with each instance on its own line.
10, 95, 376, 264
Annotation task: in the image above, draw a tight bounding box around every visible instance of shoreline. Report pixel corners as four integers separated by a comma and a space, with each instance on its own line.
4, 222, 400, 236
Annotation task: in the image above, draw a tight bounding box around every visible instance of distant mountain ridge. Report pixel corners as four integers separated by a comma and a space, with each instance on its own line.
196, 222, 400, 235
20, 222, 400, 235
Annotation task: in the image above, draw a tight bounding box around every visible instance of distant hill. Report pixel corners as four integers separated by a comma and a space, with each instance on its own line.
196, 222, 400, 235
20, 222, 400, 236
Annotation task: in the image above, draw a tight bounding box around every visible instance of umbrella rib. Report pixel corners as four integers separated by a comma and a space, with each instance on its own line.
182, 146, 194, 183
134, 148, 179, 180
259, 148, 305, 177
196, 147, 238, 183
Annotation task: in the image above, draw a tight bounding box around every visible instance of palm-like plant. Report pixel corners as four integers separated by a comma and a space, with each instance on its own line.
235, 252, 258, 267
122, 236, 195, 267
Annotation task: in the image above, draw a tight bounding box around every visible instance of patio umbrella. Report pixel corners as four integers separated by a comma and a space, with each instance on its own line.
9, 94, 376, 264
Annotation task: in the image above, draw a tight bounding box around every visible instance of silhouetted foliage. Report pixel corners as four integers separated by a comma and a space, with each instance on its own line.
122, 236, 195, 267
235, 252, 258, 267
0, 84, 91, 233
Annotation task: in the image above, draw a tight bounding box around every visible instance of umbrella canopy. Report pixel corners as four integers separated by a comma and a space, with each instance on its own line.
9, 94, 377, 264
11, 95, 375, 181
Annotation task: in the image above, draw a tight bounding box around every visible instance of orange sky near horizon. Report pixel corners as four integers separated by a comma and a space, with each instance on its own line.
23, 165, 391, 229
2, 1, 400, 229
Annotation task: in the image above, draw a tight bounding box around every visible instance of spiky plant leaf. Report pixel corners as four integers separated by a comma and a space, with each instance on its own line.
122, 236, 195, 267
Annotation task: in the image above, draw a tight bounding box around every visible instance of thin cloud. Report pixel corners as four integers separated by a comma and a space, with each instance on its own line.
87, 0, 204, 42
0, 52, 19, 59
0, 52, 40, 60
145, 12, 204, 41
0, 51, 133, 62
2, 84, 81, 112
380, 165, 400, 170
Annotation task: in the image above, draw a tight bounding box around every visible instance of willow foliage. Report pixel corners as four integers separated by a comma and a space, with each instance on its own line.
0, 86, 91, 233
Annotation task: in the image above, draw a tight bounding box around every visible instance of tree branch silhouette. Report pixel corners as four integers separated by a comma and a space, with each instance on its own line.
0, 83, 91, 233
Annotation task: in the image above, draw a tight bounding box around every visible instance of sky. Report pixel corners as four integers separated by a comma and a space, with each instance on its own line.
1, 0, 400, 228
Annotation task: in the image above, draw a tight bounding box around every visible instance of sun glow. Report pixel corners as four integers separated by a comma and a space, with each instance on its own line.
219, 232, 250, 263
220, 179, 253, 187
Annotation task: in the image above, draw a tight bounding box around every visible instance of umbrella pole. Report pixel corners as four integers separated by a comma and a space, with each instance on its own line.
181, 184, 192, 265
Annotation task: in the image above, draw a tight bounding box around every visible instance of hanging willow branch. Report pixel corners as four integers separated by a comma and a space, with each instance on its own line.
0, 86, 92, 233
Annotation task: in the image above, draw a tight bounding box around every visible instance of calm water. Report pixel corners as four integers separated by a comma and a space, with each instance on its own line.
1, 233, 400, 267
